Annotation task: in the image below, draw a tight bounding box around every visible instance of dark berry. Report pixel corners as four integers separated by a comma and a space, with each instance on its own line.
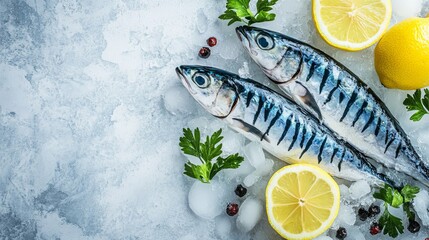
358, 208, 369, 221
226, 203, 239, 216
198, 47, 211, 59
207, 37, 217, 47
368, 204, 380, 217
370, 222, 381, 235
234, 184, 247, 197
408, 219, 420, 233
336, 227, 347, 239
425, 238, 429, 240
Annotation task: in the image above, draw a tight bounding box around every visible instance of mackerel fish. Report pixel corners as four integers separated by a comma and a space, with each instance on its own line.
236, 26, 429, 186
176, 65, 408, 188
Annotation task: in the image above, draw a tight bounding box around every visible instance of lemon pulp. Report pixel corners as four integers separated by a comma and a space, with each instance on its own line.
266, 164, 340, 240
313, 0, 392, 51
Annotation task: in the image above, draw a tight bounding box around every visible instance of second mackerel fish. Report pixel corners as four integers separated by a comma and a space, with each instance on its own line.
236, 26, 429, 186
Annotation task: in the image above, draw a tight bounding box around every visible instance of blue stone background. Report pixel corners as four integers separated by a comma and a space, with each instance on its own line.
1, 0, 429, 239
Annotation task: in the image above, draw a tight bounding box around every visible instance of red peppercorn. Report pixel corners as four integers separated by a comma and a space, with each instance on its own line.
198, 47, 211, 59
370, 222, 381, 235
207, 37, 217, 47
226, 203, 239, 216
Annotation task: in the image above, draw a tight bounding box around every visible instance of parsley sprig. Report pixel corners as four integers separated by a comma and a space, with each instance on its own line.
373, 184, 420, 238
179, 128, 244, 183
401, 185, 420, 220
403, 89, 429, 121
219, 0, 279, 26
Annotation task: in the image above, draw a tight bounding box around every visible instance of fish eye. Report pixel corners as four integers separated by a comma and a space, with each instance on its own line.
192, 72, 210, 88
256, 33, 274, 50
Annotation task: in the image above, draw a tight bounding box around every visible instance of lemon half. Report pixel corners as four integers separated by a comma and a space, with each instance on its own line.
313, 0, 392, 51
266, 164, 340, 240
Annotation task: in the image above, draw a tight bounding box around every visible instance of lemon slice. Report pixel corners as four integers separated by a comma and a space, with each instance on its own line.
313, 0, 392, 51
266, 164, 340, 240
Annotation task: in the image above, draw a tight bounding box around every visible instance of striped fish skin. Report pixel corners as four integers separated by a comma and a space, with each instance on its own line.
236, 26, 429, 186
176, 65, 406, 188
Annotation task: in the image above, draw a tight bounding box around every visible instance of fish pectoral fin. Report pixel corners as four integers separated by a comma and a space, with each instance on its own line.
292, 82, 323, 121
232, 118, 270, 143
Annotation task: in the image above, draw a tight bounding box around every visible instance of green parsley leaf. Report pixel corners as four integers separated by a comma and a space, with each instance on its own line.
379, 207, 404, 238
403, 89, 429, 121
219, 9, 242, 26
184, 161, 211, 183
401, 185, 420, 221
374, 184, 403, 208
391, 190, 404, 208
374, 184, 393, 204
373, 184, 420, 238
227, 0, 251, 18
179, 128, 201, 158
403, 202, 415, 220
401, 185, 420, 203
211, 153, 244, 179
179, 128, 244, 183
219, 0, 279, 26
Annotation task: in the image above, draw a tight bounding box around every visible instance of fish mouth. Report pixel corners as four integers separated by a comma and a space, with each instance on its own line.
176, 66, 196, 94
236, 26, 252, 40
235, 26, 245, 41
235, 26, 254, 53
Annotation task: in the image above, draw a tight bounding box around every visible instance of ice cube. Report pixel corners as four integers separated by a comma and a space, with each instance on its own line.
349, 180, 371, 200
243, 142, 265, 169
236, 197, 263, 233
222, 129, 245, 154
188, 180, 227, 220
163, 85, 196, 115
333, 204, 356, 228
413, 189, 429, 226
392, 0, 422, 21
255, 158, 274, 177
339, 184, 350, 199
223, 157, 254, 179
382, 90, 410, 123
249, 177, 269, 201
243, 172, 260, 187
215, 216, 232, 238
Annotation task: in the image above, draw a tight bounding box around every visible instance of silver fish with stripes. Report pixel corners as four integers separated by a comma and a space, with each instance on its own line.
236, 26, 429, 186
176, 65, 407, 188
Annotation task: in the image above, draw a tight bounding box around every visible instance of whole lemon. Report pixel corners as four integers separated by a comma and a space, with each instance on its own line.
374, 17, 429, 90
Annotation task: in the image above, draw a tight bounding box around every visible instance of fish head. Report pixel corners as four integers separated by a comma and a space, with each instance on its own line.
176, 65, 238, 118
236, 26, 302, 84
